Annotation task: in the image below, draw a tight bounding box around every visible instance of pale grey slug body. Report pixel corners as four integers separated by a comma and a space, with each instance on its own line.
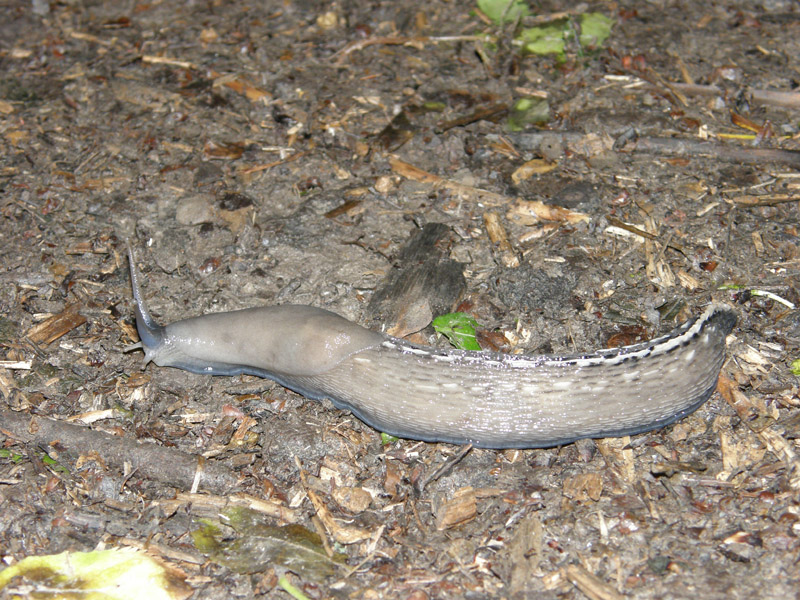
128, 250, 736, 449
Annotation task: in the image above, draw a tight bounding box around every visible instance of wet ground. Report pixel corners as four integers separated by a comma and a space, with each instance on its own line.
1, 0, 799, 598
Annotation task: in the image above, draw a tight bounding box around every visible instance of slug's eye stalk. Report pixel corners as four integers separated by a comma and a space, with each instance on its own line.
127, 246, 167, 365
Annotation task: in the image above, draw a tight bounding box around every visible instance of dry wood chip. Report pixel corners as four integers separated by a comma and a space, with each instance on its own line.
484, 211, 520, 268
717, 376, 800, 488
385, 297, 433, 338
112, 80, 179, 110
435, 486, 477, 530
64, 240, 111, 254
203, 140, 245, 160
199, 27, 219, 43
595, 437, 636, 485
307, 488, 371, 544
218, 205, 254, 233
730, 194, 799, 206
718, 428, 766, 475
676, 269, 700, 290
25, 303, 87, 345
511, 158, 558, 184
141, 54, 197, 70
0, 369, 19, 398
0, 361, 31, 370
562, 472, 603, 502
565, 564, 624, 600
66, 408, 128, 424
736, 345, 773, 368
751, 231, 765, 254
388, 155, 510, 205
508, 512, 544, 595
643, 214, 675, 288
331, 486, 373, 514
5, 129, 28, 145
384, 459, 402, 498
324, 198, 364, 219
220, 76, 270, 102
506, 199, 590, 226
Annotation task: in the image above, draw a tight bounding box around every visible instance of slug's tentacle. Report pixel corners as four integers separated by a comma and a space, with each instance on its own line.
127, 247, 167, 360
127, 249, 736, 449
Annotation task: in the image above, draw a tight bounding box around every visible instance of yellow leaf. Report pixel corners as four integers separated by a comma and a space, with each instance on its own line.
0, 548, 191, 600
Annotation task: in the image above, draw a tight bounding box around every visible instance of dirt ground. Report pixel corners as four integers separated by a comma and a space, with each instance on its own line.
1, 0, 799, 598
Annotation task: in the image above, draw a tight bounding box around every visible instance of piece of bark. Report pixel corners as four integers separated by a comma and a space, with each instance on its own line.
366, 223, 466, 335
25, 303, 87, 345
0, 409, 241, 494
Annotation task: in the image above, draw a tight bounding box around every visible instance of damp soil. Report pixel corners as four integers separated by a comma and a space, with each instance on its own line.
1, 1, 799, 599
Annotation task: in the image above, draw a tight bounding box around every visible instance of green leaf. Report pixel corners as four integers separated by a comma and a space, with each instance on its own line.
477, 0, 530, 24
0, 548, 191, 600
279, 575, 312, 600
790, 359, 800, 377
0, 449, 23, 463
432, 312, 482, 351
380, 433, 400, 444
41, 452, 71, 474
508, 96, 550, 130
579, 12, 614, 48
421, 101, 447, 112
519, 22, 568, 56
192, 507, 346, 581
519, 12, 614, 58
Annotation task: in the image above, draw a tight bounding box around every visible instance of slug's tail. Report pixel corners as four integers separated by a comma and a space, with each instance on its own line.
126, 245, 166, 365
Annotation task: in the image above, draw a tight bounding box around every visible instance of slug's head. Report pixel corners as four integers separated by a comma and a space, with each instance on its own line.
126, 246, 168, 366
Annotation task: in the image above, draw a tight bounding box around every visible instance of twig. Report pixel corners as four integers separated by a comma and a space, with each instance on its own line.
435, 103, 508, 134
0, 409, 241, 494
333, 35, 491, 65
389, 155, 511, 205
565, 564, 625, 600
239, 150, 307, 175
669, 82, 800, 110
503, 131, 800, 167
414, 444, 473, 495
621, 136, 800, 168
729, 194, 799, 207
605, 216, 686, 255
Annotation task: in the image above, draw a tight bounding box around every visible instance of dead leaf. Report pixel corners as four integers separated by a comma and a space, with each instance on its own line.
193, 507, 345, 580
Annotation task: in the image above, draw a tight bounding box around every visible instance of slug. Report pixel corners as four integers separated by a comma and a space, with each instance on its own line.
128, 249, 736, 449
